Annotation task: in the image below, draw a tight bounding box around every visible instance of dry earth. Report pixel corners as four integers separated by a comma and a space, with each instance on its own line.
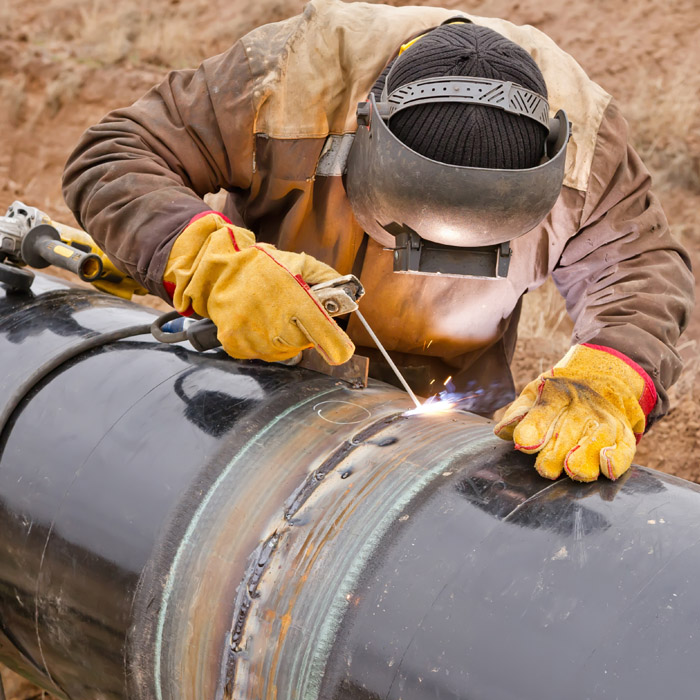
1, 0, 699, 696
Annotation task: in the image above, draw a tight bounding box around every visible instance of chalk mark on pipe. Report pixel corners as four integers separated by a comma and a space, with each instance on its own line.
312, 400, 372, 425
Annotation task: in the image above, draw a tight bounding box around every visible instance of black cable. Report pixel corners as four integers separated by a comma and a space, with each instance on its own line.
150, 310, 188, 344
0, 323, 152, 449
0, 669, 6, 700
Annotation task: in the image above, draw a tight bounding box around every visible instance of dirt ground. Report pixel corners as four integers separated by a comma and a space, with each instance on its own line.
1, 0, 699, 696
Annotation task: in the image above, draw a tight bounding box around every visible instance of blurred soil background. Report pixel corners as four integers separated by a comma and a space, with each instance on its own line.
1, 0, 699, 695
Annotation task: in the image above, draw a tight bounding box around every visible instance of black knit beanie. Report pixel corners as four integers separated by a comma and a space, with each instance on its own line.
372, 23, 548, 169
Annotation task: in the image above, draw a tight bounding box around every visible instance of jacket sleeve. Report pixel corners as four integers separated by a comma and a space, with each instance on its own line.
62, 41, 255, 298
552, 100, 694, 423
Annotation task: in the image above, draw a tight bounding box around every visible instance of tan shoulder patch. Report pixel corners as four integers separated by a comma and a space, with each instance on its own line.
241, 0, 611, 192
241, 0, 459, 138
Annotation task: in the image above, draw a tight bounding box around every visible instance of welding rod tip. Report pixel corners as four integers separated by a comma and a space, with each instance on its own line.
354, 310, 422, 410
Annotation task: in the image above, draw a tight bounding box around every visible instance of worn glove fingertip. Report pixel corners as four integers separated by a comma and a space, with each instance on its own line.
493, 393, 537, 441
512, 421, 551, 454
531, 432, 569, 481
600, 444, 634, 481
319, 337, 356, 366
292, 308, 355, 366
562, 444, 600, 482
533, 456, 564, 481
493, 413, 526, 441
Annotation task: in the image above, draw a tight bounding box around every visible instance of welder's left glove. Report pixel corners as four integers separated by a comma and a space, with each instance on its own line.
494, 344, 657, 482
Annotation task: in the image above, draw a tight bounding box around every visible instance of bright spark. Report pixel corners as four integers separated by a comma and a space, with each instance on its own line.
403, 399, 457, 416
443, 376, 452, 386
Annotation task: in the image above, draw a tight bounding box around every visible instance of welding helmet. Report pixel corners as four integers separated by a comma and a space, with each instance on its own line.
345, 50, 570, 278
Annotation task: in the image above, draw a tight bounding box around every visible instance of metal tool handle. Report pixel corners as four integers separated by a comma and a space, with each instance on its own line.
20, 224, 103, 281
51, 219, 148, 298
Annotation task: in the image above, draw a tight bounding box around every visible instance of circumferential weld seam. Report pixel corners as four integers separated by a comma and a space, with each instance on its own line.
223, 411, 405, 695
284, 412, 405, 520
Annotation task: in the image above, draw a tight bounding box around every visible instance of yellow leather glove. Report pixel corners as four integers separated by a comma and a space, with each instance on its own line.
163, 211, 355, 365
494, 344, 657, 482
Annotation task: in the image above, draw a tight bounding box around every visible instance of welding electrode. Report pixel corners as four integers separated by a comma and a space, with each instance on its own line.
354, 309, 422, 409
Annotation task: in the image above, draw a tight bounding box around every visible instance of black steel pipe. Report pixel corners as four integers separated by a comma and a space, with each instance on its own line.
1, 274, 700, 699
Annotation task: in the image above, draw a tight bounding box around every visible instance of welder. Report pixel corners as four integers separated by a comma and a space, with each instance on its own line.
62, 0, 694, 482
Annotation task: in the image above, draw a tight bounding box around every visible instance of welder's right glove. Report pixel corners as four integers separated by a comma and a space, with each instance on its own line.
164, 211, 355, 365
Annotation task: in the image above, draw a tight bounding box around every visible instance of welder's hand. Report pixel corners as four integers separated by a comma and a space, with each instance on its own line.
494, 344, 657, 482
164, 211, 355, 365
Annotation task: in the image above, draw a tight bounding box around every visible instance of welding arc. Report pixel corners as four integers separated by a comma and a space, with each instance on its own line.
354, 309, 421, 409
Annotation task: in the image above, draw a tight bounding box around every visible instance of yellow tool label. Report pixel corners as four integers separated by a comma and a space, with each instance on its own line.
54, 245, 75, 259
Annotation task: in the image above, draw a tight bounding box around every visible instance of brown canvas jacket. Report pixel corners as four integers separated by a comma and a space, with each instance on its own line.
62, 0, 694, 420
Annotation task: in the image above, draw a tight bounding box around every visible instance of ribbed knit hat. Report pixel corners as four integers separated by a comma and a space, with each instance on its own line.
372, 23, 548, 169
